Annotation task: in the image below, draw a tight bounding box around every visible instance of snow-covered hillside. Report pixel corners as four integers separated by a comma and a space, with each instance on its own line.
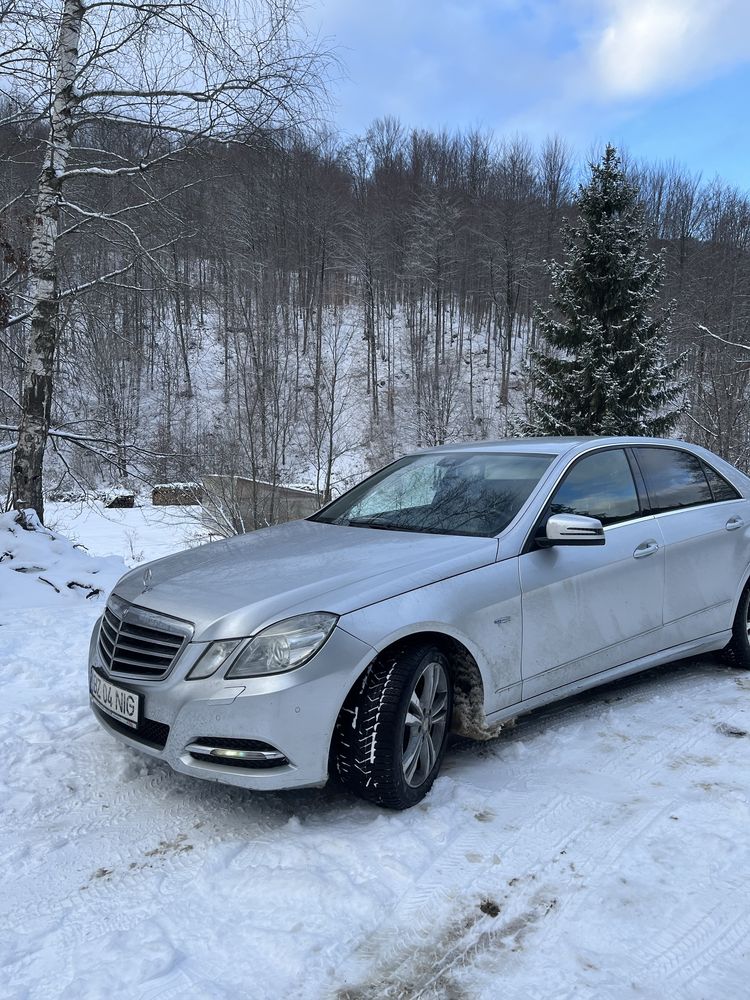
1, 507, 750, 998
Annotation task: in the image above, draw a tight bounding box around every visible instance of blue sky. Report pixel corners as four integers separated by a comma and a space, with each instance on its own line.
307, 0, 750, 189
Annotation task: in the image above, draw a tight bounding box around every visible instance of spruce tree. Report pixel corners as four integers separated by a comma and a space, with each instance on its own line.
526, 145, 684, 437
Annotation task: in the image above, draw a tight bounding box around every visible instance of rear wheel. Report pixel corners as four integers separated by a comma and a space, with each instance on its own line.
332, 644, 453, 809
724, 585, 750, 669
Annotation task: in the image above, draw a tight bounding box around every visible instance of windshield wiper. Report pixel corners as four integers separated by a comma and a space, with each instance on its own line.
345, 517, 414, 532
344, 517, 484, 537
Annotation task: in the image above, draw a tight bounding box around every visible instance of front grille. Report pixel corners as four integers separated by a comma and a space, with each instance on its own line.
93, 706, 170, 750
98, 596, 192, 680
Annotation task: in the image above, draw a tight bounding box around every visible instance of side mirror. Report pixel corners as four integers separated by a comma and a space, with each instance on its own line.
538, 513, 605, 547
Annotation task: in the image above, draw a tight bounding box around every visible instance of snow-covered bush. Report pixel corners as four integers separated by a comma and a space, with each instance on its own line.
0, 510, 125, 609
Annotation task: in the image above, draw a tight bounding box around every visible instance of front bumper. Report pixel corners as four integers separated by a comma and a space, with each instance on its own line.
88, 620, 375, 790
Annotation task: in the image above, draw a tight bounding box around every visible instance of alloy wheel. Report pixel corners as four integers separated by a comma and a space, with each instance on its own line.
402, 659, 449, 787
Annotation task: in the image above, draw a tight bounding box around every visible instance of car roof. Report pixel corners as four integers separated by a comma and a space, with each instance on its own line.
415, 436, 689, 458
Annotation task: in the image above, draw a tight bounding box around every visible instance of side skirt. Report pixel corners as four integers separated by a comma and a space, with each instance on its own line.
485, 630, 732, 726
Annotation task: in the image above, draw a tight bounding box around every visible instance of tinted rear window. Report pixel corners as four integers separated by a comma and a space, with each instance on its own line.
701, 461, 741, 502
634, 447, 713, 514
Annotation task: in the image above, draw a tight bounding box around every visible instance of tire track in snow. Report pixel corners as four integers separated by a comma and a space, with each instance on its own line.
330, 792, 671, 1000
328, 664, 750, 1000
4, 607, 750, 1000
466, 673, 750, 1000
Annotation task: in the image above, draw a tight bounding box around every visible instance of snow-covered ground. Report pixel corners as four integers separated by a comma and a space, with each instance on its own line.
45, 500, 208, 564
2, 505, 750, 999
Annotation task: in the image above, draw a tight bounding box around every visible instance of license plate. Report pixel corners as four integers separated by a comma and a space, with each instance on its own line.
90, 669, 141, 729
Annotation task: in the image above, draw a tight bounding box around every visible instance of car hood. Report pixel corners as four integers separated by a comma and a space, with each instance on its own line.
112, 518, 499, 641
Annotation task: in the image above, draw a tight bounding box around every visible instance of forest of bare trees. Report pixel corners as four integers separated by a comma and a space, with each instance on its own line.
2, 85, 750, 515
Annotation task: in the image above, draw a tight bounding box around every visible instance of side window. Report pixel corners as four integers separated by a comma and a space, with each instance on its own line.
548, 449, 640, 526
634, 447, 713, 514
701, 461, 741, 502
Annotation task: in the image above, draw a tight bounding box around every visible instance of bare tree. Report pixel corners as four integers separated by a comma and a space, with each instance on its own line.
2, 74, 749, 511
302, 312, 358, 502
1, 0, 325, 519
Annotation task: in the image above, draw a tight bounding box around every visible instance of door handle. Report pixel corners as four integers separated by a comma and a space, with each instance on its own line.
633, 540, 660, 559
726, 517, 745, 531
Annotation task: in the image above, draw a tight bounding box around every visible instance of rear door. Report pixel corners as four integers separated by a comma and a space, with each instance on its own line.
519, 448, 665, 700
631, 446, 750, 644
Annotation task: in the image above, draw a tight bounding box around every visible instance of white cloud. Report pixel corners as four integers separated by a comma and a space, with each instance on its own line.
591, 0, 750, 100
301, 0, 750, 177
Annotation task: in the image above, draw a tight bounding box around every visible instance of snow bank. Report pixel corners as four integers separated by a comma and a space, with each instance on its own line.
0, 509, 125, 609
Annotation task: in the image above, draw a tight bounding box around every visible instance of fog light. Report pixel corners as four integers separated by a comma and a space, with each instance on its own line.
212, 747, 271, 760
185, 740, 288, 768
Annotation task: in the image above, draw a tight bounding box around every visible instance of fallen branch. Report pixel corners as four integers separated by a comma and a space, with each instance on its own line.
67, 581, 102, 599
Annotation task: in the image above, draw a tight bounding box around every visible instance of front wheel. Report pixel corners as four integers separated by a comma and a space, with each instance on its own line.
724, 586, 750, 669
332, 644, 453, 809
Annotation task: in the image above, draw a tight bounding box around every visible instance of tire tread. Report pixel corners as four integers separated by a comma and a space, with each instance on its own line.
724, 586, 750, 670
332, 644, 450, 809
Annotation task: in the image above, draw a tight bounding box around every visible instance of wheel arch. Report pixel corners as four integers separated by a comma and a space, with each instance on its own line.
331, 629, 490, 753
731, 565, 750, 620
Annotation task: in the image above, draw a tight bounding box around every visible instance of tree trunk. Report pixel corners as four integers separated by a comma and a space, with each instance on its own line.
11, 0, 84, 521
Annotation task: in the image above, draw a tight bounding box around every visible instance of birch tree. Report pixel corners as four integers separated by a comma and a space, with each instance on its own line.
0, 0, 324, 520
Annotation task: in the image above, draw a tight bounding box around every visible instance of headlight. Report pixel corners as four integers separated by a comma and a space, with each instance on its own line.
225, 612, 338, 679
187, 639, 241, 680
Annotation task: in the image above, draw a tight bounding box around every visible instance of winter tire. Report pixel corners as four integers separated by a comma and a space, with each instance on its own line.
724, 585, 750, 670
332, 644, 453, 809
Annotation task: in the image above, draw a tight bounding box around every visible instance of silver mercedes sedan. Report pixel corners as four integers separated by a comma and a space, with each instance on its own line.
89, 437, 750, 808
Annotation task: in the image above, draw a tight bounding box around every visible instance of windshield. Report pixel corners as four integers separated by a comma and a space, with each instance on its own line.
312, 451, 555, 537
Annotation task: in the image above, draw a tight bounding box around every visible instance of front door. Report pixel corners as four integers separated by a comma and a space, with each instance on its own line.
519, 448, 665, 700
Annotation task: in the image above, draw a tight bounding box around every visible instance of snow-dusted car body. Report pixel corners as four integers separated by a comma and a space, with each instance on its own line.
89, 437, 750, 808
